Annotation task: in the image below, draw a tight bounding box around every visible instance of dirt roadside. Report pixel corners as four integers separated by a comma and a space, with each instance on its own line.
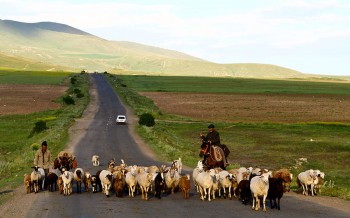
1, 75, 349, 217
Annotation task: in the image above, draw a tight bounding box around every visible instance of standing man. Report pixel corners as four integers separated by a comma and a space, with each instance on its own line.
34, 140, 52, 190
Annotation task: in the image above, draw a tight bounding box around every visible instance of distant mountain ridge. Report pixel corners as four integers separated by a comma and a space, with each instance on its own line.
0, 19, 308, 78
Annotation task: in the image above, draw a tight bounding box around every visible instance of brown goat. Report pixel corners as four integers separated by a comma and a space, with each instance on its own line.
113, 171, 124, 197
273, 168, 293, 192
57, 176, 64, 194
178, 174, 191, 199
24, 174, 31, 194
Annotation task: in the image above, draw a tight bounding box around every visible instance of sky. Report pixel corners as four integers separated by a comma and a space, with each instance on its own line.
1, 0, 350, 76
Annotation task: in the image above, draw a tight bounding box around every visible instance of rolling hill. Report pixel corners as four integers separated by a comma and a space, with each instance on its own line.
0, 19, 307, 78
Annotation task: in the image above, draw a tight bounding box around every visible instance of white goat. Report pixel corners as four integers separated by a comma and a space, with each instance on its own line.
125, 168, 137, 197
218, 170, 234, 199
99, 170, 113, 197
195, 169, 216, 201
165, 167, 180, 194
172, 157, 183, 174
297, 169, 317, 196
62, 170, 73, 196
92, 155, 100, 166
250, 170, 271, 211
192, 160, 204, 192
136, 172, 153, 200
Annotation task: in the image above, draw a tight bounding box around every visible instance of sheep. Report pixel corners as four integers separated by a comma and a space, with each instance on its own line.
172, 157, 183, 174
83, 172, 92, 192
195, 169, 216, 201
62, 170, 73, 196
250, 170, 271, 212
92, 155, 100, 166
218, 170, 234, 199
73, 168, 85, 193
211, 172, 220, 200
30, 166, 42, 193
99, 170, 113, 197
57, 175, 64, 194
268, 177, 285, 210
24, 174, 31, 194
297, 169, 317, 196
46, 172, 58, 192
113, 170, 124, 197
272, 168, 293, 192
125, 170, 137, 198
192, 160, 204, 193
178, 174, 191, 199
136, 172, 153, 201
235, 180, 251, 205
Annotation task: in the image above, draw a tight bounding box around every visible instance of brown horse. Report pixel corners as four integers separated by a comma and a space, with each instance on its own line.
200, 142, 226, 170
54, 156, 71, 173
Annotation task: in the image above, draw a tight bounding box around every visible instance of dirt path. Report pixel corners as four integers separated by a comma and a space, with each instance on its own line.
1, 75, 349, 218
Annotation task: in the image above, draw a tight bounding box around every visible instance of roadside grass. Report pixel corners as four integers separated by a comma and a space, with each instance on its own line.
0, 71, 89, 204
106, 74, 350, 200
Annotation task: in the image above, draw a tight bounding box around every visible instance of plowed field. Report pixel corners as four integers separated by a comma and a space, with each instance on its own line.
0, 84, 67, 115
141, 92, 350, 123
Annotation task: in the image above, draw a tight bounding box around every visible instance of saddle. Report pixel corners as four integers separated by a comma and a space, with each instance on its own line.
211, 146, 223, 162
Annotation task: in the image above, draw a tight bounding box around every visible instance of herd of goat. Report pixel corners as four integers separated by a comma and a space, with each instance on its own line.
24, 155, 325, 212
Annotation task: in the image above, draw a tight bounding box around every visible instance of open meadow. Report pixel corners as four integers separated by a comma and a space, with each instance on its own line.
0, 70, 89, 204
107, 74, 350, 200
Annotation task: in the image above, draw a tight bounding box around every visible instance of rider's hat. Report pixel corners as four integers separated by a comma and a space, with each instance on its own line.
208, 124, 215, 128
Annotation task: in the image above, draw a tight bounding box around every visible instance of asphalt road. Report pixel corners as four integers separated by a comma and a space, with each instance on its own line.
25, 74, 350, 218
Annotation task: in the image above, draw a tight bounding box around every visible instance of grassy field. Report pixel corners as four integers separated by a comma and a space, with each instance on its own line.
106, 74, 350, 200
0, 70, 89, 204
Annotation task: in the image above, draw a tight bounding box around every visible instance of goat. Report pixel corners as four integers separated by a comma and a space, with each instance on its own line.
250, 170, 271, 211
91, 175, 98, 193
136, 172, 153, 201
99, 170, 113, 197
62, 170, 73, 196
83, 172, 92, 192
57, 175, 64, 194
125, 166, 137, 197
165, 167, 180, 194
178, 174, 191, 199
24, 174, 31, 194
113, 170, 124, 197
172, 157, 183, 174
154, 171, 166, 199
92, 155, 100, 166
192, 160, 204, 193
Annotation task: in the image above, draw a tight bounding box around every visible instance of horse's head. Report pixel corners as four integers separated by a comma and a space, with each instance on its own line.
54, 157, 71, 173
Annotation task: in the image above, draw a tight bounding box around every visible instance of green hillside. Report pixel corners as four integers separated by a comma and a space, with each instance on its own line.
0, 19, 308, 78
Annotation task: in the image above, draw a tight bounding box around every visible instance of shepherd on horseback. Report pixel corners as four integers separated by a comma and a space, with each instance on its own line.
200, 124, 229, 168
53, 150, 77, 172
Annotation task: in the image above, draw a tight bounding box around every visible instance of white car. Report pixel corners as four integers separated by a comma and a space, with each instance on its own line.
116, 115, 127, 124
